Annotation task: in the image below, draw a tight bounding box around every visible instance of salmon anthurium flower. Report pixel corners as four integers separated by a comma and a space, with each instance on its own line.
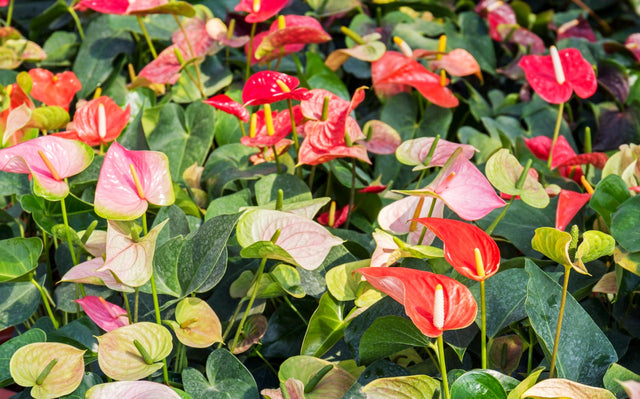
0, 83, 34, 146
75, 296, 130, 332
415, 218, 500, 281
243, 71, 310, 106
235, 0, 288, 23
0, 136, 93, 201
94, 142, 175, 220
519, 47, 597, 104
555, 189, 591, 231
253, 15, 331, 62
204, 94, 250, 123
357, 267, 477, 337
55, 96, 130, 147
28, 69, 81, 112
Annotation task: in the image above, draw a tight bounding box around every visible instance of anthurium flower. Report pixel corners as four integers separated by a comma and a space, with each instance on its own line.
10, 342, 86, 399
424, 49, 482, 80
357, 267, 477, 337
378, 196, 444, 245
555, 189, 591, 231
371, 229, 401, 268
55, 96, 130, 147
362, 120, 401, 155
555, 17, 596, 42
235, 0, 288, 23
28, 69, 81, 112
205, 18, 249, 48
97, 322, 173, 381
76, 0, 194, 16
75, 296, 130, 332
241, 106, 304, 148
317, 204, 351, 228
325, 32, 386, 71
164, 297, 223, 348
61, 258, 134, 292
398, 149, 506, 221
396, 137, 476, 171
476, 0, 544, 54
298, 87, 371, 165
0, 27, 46, 69
204, 94, 250, 122
236, 209, 343, 270
243, 71, 310, 106
415, 218, 500, 281
372, 51, 459, 107
86, 381, 182, 399
625, 34, 640, 62
0, 136, 93, 201
94, 142, 175, 220
1, 83, 34, 146
96, 219, 167, 287
519, 47, 597, 104
253, 15, 331, 62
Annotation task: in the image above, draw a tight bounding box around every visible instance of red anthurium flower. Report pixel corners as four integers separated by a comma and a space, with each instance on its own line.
357, 267, 478, 337
298, 87, 371, 165
76, 0, 178, 15
519, 47, 597, 104
55, 96, 130, 147
476, 0, 544, 54
415, 218, 500, 281
235, 0, 288, 23
317, 204, 351, 228
253, 15, 331, 62
28, 69, 81, 111
358, 184, 387, 194
372, 51, 459, 107
204, 94, 250, 122
94, 142, 175, 220
0, 136, 93, 201
555, 189, 591, 231
243, 71, 310, 106
241, 106, 303, 148
75, 296, 130, 332
0, 0, 9, 6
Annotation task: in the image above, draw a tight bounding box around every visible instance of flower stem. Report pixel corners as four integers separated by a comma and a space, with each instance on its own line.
485, 158, 532, 235
245, 23, 257, 81
272, 145, 282, 174
230, 257, 267, 353
549, 265, 571, 378
31, 277, 59, 329
437, 334, 450, 399
60, 197, 78, 266
6, 0, 14, 26
547, 102, 565, 169
345, 158, 357, 229
173, 14, 205, 98
137, 16, 158, 58
67, 5, 85, 40
480, 279, 487, 369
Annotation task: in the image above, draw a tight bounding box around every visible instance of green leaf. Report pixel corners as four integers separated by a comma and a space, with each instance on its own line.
531, 227, 572, 268
0, 237, 43, 283
359, 316, 431, 365
611, 196, 640, 252
301, 292, 350, 357
506, 367, 545, 399
146, 102, 215, 181
170, 57, 232, 103
443, 11, 496, 73
305, 52, 349, 100
576, 231, 615, 265
326, 260, 369, 302
603, 363, 640, 397
524, 260, 618, 386
0, 276, 43, 330
362, 375, 440, 398
182, 349, 258, 399
485, 149, 549, 208
27, 106, 69, 131
590, 175, 631, 227
147, 213, 238, 297
254, 174, 311, 206
72, 15, 135, 98
450, 370, 507, 399
205, 188, 252, 220
0, 328, 47, 387
128, 1, 195, 16
40, 31, 80, 67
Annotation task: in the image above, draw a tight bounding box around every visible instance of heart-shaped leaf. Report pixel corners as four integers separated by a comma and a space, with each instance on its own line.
486, 149, 549, 208
232, 315, 268, 355
0, 237, 43, 283
531, 227, 572, 268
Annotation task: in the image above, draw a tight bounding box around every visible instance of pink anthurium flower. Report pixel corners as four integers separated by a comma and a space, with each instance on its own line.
371, 229, 401, 268
626, 34, 640, 62
235, 0, 288, 23
86, 381, 182, 399
362, 120, 401, 155
75, 296, 130, 331
204, 94, 250, 122
55, 96, 130, 147
556, 17, 596, 42
298, 87, 371, 165
416, 48, 482, 80
1, 84, 34, 146
519, 47, 597, 104
372, 51, 459, 107
415, 217, 500, 281
555, 189, 591, 231
241, 106, 303, 148
28, 69, 81, 112
378, 196, 444, 245
96, 219, 167, 287
76, 0, 188, 15
205, 18, 249, 48
396, 137, 477, 170
357, 267, 478, 337
253, 15, 331, 62
61, 257, 134, 292
475, 0, 544, 54
243, 71, 310, 106
94, 142, 175, 220
0, 136, 93, 201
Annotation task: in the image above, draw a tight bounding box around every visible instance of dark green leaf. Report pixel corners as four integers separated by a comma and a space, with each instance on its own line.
450, 370, 507, 399
359, 316, 431, 365
591, 174, 631, 227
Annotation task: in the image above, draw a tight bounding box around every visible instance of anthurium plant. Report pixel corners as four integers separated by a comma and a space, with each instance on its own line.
2, 0, 640, 398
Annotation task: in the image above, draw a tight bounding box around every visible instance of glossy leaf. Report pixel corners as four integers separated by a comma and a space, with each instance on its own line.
506, 367, 545, 399
612, 196, 640, 252
358, 316, 431, 364
0, 237, 42, 283
450, 370, 507, 399
590, 174, 630, 227
301, 292, 349, 357
97, 322, 173, 381
326, 260, 369, 301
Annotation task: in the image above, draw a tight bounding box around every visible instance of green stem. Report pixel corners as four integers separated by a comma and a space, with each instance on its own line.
549, 266, 571, 378
31, 277, 58, 329
219, 298, 246, 348
345, 159, 357, 229
547, 102, 565, 169
67, 5, 85, 40
137, 16, 158, 58
122, 292, 132, 324
480, 279, 487, 369
527, 327, 534, 375
173, 14, 205, 98
287, 99, 300, 152
284, 296, 308, 325
272, 145, 282, 174
245, 23, 257, 81
60, 197, 77, 266
437, 335, 450, 399
134, 287, 139, 323
230, 257, 267, 353
6, 0, 14, 26
417, 198, 438, 244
